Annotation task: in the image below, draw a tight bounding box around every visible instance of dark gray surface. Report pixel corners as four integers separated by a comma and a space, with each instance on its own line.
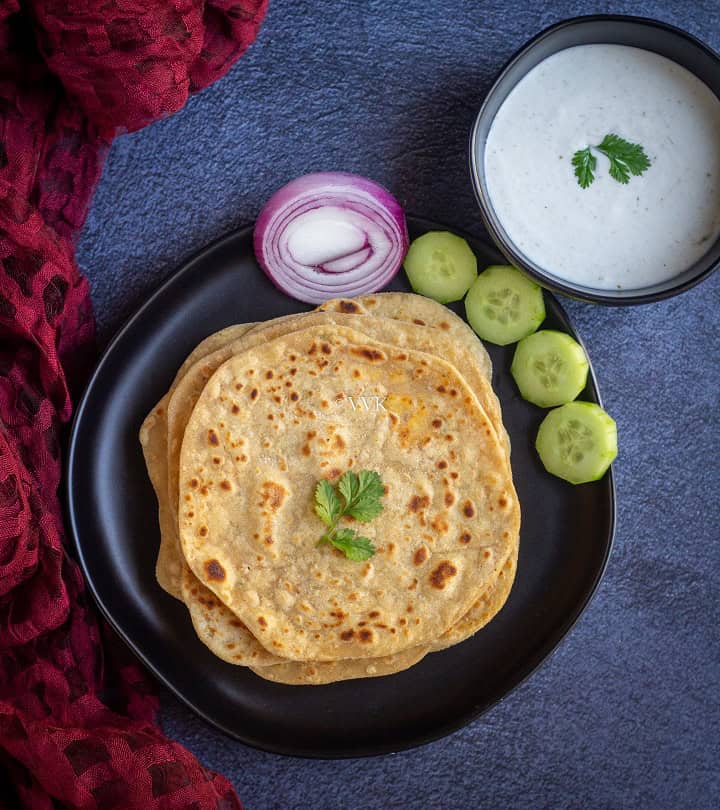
75, 2, 720, 808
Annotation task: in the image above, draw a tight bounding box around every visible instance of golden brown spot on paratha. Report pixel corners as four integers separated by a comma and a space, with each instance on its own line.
340, 629, 355, 640
462, 500, 476, 518
250, 388, 258, 400
382, 485, 389, 496
437, 385, 446, 394
220, 480, 231, 491
430, 514, 449, 534
432, 418, 443, 428
226, 643, 235, 650
430, 561, 457, 589
407, 604, 414, 612
207, 429, 219, 446
413, 547, 428, 565
198, 525, 208, 537
408, 494, 430, 513
450, 388, 458, 397
358, 629, 373, 643
459, 531, 471, 545
308, 342, 318, 355
350, 346, 386, 362
239, 454, 247, 462
230, 618, 244, 628
484, 550, 491, 558
445, 492, 455, 507
212, 456, 220, 465
267, 414, 274, 420
265, 370, 273, 379
257, 616, 267, 628
184, 494, 191, 502
264, 535, 274, 546
290, 391, 299, 401
234, 383, 243, 391
445, 434, 454, 442
200, 486, 209, 496
204, 559, 225, 581
450, 471, 458, 480
321, 342, 332, 354
302, 444, 311, 456
339, 301, 359, 313
413, 318, 426, 325
187, 511, 194, 518
260, 482, 287, 511
439, 321, 450, 330
437, 460, 448, 470
273, 395, 281, 404
499, 496, 508, 508
408, 578, 418, 590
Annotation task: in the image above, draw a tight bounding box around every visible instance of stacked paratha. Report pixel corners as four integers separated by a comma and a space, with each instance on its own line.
139, 293, 520, 684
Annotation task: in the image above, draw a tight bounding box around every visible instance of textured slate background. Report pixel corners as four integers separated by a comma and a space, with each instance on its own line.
76, 2, 720, 808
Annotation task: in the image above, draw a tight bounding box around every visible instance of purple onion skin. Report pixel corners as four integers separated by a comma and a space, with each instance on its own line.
253, 172, 409, 305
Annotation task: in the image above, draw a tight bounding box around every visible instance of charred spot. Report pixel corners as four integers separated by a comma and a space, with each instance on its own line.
413, 547, 428, 565
220, 480, 231, 491
265, 370, 273, 379
339, 300, 359, 313
290, 391, 299, 401
204, 559, 225, 581
358, 629, 373, 643
321, 342, 332, 355
462, 500, 476, 518
430, 561, 457, 589
437, 385, 446, 394
208, 429, 219, 446
437, 460, 448, 470
198, 526, 208, 537
445, 492, 455, 507
408, 494, 430, 513
340, 629, 355, 640
189, 478, 199, 489
229, 403, 239, 415
250, 388, 258, 400
259, 482, 287, 511
350, 346, 386, 362
432, 418, 442, 428
413, 318, 426, 325
450, 389, 458, 397
459, 531, 471, 545
308, 342, 318, 355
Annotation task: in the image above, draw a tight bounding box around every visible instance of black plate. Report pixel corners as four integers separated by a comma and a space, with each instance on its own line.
66, 219, 615, 758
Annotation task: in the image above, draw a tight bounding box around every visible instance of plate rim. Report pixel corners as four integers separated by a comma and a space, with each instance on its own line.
65, 220, 616, 758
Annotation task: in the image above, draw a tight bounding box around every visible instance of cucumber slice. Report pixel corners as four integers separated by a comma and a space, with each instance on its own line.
511, 330, 589, 407
404, 231, 478, 303
536, 402, 617, 484
464, 265, 545, 345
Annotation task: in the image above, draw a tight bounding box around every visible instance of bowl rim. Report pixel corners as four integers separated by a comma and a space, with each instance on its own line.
469, 13, 720, 305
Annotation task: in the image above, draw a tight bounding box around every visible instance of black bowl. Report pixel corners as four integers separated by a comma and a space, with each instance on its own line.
469, 15, 720, 305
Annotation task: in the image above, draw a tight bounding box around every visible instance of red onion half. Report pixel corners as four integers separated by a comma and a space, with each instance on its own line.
253, 172, 409, 304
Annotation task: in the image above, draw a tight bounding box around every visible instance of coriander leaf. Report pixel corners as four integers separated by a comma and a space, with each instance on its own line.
314, 479, 341, 527
345, 470, 385, 522
337, 470, 360, 512
595, 133, 650, 185
572, 146, 596, 189
329, 528, 376, 561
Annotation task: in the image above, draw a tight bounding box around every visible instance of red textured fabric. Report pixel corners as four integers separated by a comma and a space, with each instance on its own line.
0, 1, 267, 807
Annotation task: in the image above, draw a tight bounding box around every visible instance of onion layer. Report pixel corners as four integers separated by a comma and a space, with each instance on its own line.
253, 172, 408, 304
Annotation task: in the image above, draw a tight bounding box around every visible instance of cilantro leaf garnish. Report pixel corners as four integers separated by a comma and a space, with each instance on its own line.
571, 146, 597, 189
314, 470, 384, 560
572, 134, 650, 188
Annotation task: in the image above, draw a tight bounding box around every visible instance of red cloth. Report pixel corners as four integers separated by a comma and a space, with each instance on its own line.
0, 1, 267, 806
